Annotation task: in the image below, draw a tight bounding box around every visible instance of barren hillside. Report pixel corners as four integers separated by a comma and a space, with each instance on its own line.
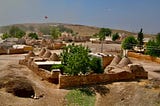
0, 23, 152, 37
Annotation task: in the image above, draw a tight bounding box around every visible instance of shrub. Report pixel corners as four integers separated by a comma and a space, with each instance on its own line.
90, 57, 103, 73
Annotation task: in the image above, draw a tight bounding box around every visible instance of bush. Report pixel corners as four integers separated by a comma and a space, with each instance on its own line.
90, 57, 103, 73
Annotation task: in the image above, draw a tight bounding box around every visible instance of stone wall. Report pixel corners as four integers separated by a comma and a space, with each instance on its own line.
59, 71, 135, 89
128, 51, 160, 64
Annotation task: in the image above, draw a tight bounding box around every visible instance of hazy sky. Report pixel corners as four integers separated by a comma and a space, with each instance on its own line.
0, 0, 160, 34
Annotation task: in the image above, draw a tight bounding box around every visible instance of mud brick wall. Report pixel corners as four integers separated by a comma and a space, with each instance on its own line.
59, 71, 135, 89
128, 51, 160, 64
0, 48, 7, 54
9, 48, 25, 54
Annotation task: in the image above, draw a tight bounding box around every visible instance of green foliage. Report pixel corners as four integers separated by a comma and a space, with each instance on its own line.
60, 44, 90, 75
50, 27, 61, 39
50, 64, 64, 71
65, 88, 96, 106
98, 28, 112, 41
98, 28, 112, 53
28, 32, 38, 39
93, 33, 99, 38
145, 33, 160, 57
1, 33, 10, 40
9, 26, 25, 38
90, 57, 103, 73
121, 36, 138, 50
137, 28, 144, 46
156, 33, 160, 45
112, 33, 120, 41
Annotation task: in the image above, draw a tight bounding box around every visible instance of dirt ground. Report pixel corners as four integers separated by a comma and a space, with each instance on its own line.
0, 43, 160, 106
0, 54, 68, 106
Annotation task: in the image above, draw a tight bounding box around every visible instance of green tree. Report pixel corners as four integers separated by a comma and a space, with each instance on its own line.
98, 28, 112, 52
122, 36, 137, 50
60, 44, 90, 75
50, 27, 61, 39
112, 33, 120, 41
28, 32, 38, 39
156, 33, 160, 45
1, 33, 10, 40
145, 33, 160, 57
137, 28, 144, 49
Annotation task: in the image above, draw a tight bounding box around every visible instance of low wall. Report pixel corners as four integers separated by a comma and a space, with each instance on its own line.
29, 62, 59, 83
128, 51, 160, 64
59, 71, 135, 89
9, 48, 26, 54
0, 48, 7, 54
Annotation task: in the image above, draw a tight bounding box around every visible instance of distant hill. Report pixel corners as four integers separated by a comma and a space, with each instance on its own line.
0, 23, 152, 37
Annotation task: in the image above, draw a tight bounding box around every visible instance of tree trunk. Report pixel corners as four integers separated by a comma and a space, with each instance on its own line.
101, 40, 104, 53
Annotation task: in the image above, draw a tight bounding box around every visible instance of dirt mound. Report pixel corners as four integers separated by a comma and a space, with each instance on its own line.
49, 53, 60, 61
110, 55, 122, 66
5, 76, 35, 98
117, 57, 132, 67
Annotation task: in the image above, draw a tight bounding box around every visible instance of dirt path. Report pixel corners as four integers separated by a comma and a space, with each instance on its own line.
0, 54, 68, 106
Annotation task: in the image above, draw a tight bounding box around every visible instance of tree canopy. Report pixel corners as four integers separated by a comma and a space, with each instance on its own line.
60, 44, 103, 75
28, 32, 38, 39
112, 33, 120, 41
60, 44, 90, 75
137, 28, 144, 46
121, 36, 137, 50
98, 28, 112, 41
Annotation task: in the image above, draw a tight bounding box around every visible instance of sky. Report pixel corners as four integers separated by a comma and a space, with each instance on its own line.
0, 0, 160, 34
